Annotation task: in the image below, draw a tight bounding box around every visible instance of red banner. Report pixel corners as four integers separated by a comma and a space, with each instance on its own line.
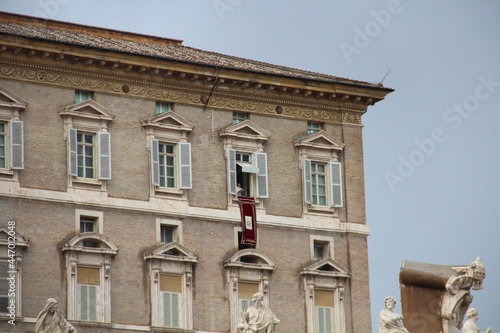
238, 197, 257, 245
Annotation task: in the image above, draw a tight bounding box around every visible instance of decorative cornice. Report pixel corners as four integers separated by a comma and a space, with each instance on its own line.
0, 55, 367, 125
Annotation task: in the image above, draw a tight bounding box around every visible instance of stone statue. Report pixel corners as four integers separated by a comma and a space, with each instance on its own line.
463, 308, 491, 333
35, 298, 76, 333
379, 296, 409, 333
237, 293, 280, 333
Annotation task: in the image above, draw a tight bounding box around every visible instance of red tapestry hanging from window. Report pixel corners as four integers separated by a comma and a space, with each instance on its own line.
238, 196, 257, 245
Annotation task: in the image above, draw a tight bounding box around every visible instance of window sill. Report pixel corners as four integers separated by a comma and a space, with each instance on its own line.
155, 186, 184, 195
307, 204, 335, 213
70, 320, 112, 328
73, 177, 103, 186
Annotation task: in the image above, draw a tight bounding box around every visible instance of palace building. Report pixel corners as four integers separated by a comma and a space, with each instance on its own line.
0, 11, 392, 333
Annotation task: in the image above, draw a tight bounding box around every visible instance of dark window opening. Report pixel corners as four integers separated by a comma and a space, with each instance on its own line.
238, 231, 255, 250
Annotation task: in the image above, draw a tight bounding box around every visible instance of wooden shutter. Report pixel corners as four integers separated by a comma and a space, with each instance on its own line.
255, 152, 268, 198
329, 162, 343, 207
68, 128, 78, 176
10, 120, 24, 169
151, 139, 160, 186
179, 142, 192, 189
80, 284, 97, 321
98, 132, 111, 179
228, 149, 237, 195
317, 307, 333, 333
163, 292, 180, 328
304, 159, 312, 204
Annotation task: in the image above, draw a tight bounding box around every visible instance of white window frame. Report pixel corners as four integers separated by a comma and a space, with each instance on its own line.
60, 99, 114, 190
75, 209, 103, 234
0, 87, 26, 179
224, 249, 275, 333
301, 259, 349, 333
151, 140, 192, 192
156, 101, 172, 114
220, 119, 271, 205
145, 243, 197, 329
74, 89, 92, 103
142, 111, 194, 199
62, 233, 118, 323
228, 149, 268, 199
316, 305, 334, 333
156, 217, 183, 244
295, 131, 344, 215
310, 235, 334, 260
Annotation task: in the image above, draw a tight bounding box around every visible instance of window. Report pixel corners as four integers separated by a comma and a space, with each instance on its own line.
315, 290, 334, 333
142, 111, 194, 197
307, 122, 322, 134
311, 236, 334, 260
156, 101, 172, 114
151, 140, 191, 190
156, 218, 182, 244
228, 150, 268, 199
314, 242, 326, 259
295, 131, 344, 212
0, 260, 10, 312
0, 87, 26, 176
224, 249, 275, 333
144, 243, 197, 329
69, 129, 111, 180
80, 217, 96, 233
238, 282, 258, 313
311, 163, 327, 206
232, 112, 248, 124
60, 99, 114, 188
77, 266, 99, 321
301, 259, 349, 333
220, 120, 270, 204
160, 275, 182, 328
161, 226, 174, 243
75, 90, 92, 103
62, 233, 117, 323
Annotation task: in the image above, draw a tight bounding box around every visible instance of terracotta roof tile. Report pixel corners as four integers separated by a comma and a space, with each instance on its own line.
0, 19, 389, 90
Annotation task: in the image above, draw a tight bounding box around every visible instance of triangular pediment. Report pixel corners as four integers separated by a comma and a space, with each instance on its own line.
60, 99, 114, 120
294, 131, 344, 151
220, 120, 270, 141
142, 111, 194, 132
0, 225, 29, 247
0, 86, 27, 109
144, 242, 198, 262
300, 258, 349, 278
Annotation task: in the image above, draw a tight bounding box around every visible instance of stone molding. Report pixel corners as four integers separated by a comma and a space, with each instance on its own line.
0, 58, 366, 125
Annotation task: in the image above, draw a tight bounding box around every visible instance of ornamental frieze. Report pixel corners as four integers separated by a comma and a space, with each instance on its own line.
0, 58, 364, 125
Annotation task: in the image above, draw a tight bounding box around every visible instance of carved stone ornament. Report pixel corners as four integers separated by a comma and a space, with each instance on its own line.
441, 257, 486, 333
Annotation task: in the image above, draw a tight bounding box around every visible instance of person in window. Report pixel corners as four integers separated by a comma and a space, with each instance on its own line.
237, 293, 280, 333
463, 308, 492, 333
35, 298, 77, 333
237, 183, 247, 197
379, 296, 409, 333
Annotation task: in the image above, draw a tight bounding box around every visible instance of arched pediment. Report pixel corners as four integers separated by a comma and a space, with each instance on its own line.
0, 225, 29, 247
0, 86, 27, 109
61, 232, 118, 255
144, 242, 198, 263
220, 120, 271, 142
300, 258, 349, 278
142, 111, 194, 132
60, 99, 114, 121
294, 131, 344, 151
223, 249, 275, 270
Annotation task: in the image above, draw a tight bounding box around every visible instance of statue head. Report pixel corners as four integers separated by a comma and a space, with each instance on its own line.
252, 293, 264, 304
466, 308, 478, 319
384, 296, 396, 309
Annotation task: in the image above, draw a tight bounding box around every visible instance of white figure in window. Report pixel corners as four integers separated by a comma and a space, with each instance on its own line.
379, 296, 409, 333
35, 298, 76, 333
237, 293, 280, 333
463, 308, 492, 333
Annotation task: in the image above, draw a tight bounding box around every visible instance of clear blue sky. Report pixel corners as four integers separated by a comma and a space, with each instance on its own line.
1, 0, 499, 331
